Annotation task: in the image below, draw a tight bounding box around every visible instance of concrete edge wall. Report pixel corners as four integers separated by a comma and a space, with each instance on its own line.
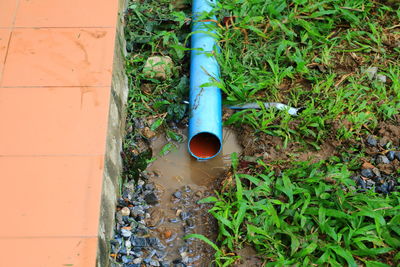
97, 0, 129, 266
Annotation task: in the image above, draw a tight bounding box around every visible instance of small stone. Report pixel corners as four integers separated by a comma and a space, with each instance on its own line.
155, 250, 167, 259
121, 228, 132, 238
372, 168, 381, 177
194, 191, 203, 198
376, 155, 390, 164
131, 206, 145, 217
356, 177, 367, 189
186, 219, 195, 228
150, 259, 160, 266
365, 179, 376, 189
379, 138, 389, 148
144, 192, 159, 205
366, 135, 377, 146
376, 182, 390, 194
160, 261, 171, 267
147, 237, 166, 250
180, 211, 190, 221
387, 151, 395, 161
365, 66, 378, 79
120, 207, 131, 217
183, 185, 191, 192
376, 74, 387, 83
133, 258, 143, 264
131, 236, 148, 247
122, 255, 133, 263
143, 56, 173, 80
143, 127, 156, 139
395, 152, 400, 161
360, 169, 374, 178
173, 191, 182, 199
176, 209, 182, 217
163, 230, 172, 239
387, 180, 396, 192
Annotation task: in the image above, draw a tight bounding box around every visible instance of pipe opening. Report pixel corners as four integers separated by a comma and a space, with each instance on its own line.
189, 132, 221, 159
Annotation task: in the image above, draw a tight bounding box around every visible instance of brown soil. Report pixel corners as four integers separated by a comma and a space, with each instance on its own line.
236, 124, 340, 166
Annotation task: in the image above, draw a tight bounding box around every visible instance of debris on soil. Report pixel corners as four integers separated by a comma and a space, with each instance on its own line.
143, 56, 174, 80
364, 66, 378, 79
351, 135, 399, 194
229, 102, 303, 116
110, 127, 243, 266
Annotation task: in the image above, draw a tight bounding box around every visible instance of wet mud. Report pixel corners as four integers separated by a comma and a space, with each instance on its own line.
144, 128, 241, 266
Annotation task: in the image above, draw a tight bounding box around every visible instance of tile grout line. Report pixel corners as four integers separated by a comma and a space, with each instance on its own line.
0, 236, 98, 240
0, 85, 112, 88
0, 154, 106, 158
0, 26, 115, 29
0, 0, 20, 86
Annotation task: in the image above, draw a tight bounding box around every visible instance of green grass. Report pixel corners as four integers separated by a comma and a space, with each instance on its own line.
199, 154, 400, 266
122, 0, 400, 265
213, 0, 400, 147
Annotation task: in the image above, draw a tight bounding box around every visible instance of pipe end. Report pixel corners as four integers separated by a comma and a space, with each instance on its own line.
189, 132, 221, 160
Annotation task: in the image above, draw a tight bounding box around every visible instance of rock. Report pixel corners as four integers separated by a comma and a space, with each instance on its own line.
143, 127, 156, 139
365, 179, 375, 189
186, 219, 195, 228
133, 258, 143, 264
366, 135, 377, 146
194, 191, 203, 198
147, 237, 166, 249
387, 151, 395, 161
355, 177, 367, 189
372, 168, 381, 177
360, 169, 374, 178
144, 192, 159, 205
395, 152, 400, 161
376, 155, 390, 164
376, 182, 390, 194
122, 255, 133, 263
163, 230, 172, 239
387, 180, 396, 192
365, 66, 378, 79
180, 211, 191, 221
173, 191, 182, 199
121, 228, 132, 238
156, 250, 167, 259
143, 56, 173, 80
183, 185, 191, 193
148, 210, 164, 227
160, 261, 171, 267
361, 161, 375, 169
131, 206, 145, 217
131, 236, 148, 247
150, 259, 161, 266
120, 207, 131, 217
379, 137, 389, 148
376, 74, 387, 83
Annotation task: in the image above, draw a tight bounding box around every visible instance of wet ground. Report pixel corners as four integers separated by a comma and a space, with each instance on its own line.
111, 128, 242, 267
145, 128, 241, 265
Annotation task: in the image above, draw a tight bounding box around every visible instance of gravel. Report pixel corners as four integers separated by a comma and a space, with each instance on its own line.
351, 136, 399, 194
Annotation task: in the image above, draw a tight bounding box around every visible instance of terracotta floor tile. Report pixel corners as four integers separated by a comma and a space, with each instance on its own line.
0, 237, 97, 267
0, 0, 18, 27
15, 0, 118, 28
0, 156, 104, 237
1, 28, 115, 87
0, 29, 11, 82
0, 87, 110, 155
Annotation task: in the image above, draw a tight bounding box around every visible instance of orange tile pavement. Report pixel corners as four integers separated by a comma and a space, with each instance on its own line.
0, 0, 119, 265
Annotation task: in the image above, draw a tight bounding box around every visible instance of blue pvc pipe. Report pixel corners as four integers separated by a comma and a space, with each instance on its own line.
188, 0, 222, 160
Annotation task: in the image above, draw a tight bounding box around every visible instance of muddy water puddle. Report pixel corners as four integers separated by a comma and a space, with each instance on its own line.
145, 128, 241, 266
